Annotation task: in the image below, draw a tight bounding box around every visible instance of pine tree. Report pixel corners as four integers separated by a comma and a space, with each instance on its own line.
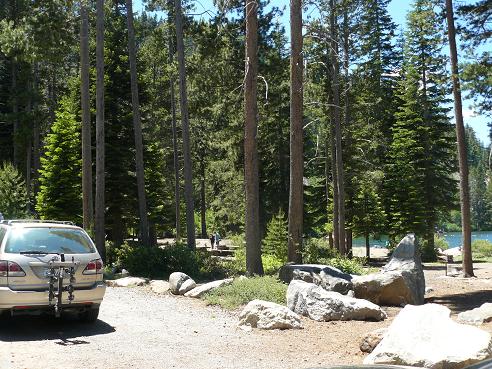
263, 209, 288, 262
36, 97, 82, 222
0, 162, 29, 219
386, 0, 458, 258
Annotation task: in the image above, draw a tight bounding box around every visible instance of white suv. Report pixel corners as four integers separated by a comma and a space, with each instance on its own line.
0, 220, 106, 322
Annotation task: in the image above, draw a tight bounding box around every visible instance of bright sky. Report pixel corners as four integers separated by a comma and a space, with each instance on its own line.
135, 0, 490, 145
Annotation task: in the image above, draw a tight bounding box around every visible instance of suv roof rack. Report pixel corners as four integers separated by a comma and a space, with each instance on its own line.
0, 220, 75, 226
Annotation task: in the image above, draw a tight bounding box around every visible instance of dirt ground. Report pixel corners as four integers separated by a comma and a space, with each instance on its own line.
1, 262, 491, 369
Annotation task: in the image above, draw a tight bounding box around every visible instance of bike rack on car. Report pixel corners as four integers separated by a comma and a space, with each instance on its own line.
30, 253, 79, 317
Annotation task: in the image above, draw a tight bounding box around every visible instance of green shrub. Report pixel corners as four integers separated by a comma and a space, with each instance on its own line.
434, 235, 449, 251
0, 162, 30, 219
318, 256, 366, 275
224, 247, 283, 276
115, 242, 226, 280
262, 209, 288, 261
203, 276, 287, 309
303, 237, 338, 263
472, 240, 492, 258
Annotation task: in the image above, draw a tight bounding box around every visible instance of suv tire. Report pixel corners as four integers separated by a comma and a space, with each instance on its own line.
80, 307, 99, 323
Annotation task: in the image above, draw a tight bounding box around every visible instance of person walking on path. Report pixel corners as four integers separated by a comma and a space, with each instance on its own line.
210, 233, 215, 249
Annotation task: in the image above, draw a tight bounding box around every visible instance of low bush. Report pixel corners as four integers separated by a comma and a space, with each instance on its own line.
203, 276, 287, 309
115, 242, 226, 280
472, 239, 492, 258
224, 247, 284, 276
434, 235, 449, 251
318, 256, 366, 275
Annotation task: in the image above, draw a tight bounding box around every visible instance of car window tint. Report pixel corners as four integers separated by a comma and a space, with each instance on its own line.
5, 228, 96, 254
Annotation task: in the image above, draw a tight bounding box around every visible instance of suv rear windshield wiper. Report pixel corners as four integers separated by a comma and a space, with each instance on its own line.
19, 250, 49, 255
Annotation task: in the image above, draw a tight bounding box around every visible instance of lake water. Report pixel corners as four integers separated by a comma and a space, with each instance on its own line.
352, 231, 492, 249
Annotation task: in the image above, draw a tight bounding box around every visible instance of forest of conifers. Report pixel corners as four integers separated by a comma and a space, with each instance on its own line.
0, 0, 490, 270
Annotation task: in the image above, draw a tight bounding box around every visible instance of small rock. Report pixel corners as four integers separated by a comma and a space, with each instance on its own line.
319, 268, 353, 294
178, 278, 196, 294
107, 276, 147, 287
238, 299, 303, 330
169, 272, 196, 295
425, 287, 434, 294
150, 280, 170, 294
360, 328, 388, 353
458, 303, 492, 326
185, 278, 233, 298
121, 268, 130, 277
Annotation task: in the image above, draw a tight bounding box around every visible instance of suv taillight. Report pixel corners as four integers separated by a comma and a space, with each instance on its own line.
83, 259, 103, 275
0, 261, 26, 277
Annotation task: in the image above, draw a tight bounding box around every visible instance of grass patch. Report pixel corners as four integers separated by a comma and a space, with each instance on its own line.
203, 276, 287, 310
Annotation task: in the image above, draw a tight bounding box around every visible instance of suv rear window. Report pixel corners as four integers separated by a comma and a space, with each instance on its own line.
4, 227, 96, 254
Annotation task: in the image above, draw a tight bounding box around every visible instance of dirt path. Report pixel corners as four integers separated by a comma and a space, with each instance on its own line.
1, 263, 492, 369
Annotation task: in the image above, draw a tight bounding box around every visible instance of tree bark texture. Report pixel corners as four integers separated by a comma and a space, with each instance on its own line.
244, 0, 264, 276
288, 0, 304, 263
330, 0, 346, 255
81, 0, 94, 231
168, 0, 181, 241
126, 0, 150, 246
175, 0, 196, 250
95, 0, 106, 260
445, 0, 474, 277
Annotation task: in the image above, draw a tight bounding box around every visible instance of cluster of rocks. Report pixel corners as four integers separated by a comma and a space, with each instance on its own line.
107, 272, 233, 298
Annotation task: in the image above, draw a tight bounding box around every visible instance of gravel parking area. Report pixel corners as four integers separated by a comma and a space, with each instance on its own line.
1, 263, 492, 369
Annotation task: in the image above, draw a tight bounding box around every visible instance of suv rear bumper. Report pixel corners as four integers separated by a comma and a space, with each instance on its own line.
0, 282, 106, 310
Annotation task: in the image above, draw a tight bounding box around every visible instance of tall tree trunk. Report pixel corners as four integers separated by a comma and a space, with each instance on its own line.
95, 0, 106, 260
175, 0, 196, 250
244, 0, 264, 276
445, 0, 474, 277
330, 0, 346, 255
288, 0, 304, 263
168, 0, 181, 241
32, 63, 40, 196
81, 0, 93, 231
342, 4, 352, 256
331, 122, 340, 251
25, 76, 32, 212
126, 0, 150, 246
200, 160, 207, 238
11, 60, 19, 166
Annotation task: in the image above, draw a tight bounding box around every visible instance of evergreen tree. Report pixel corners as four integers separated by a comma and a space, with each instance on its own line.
386, 0, 457, 258
0, 161, 29, 219
36, 96, 82, 222
262, 209, 288, 261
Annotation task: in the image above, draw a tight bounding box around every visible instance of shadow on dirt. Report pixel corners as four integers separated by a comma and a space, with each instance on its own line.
0, 315, 115, 343
427, 289, 492, 314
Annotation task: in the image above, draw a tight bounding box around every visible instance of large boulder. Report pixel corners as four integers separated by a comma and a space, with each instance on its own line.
238, 300, 302, 330
107, 277, 148, 287
287, 280, 386, 322
364, 304, 492, 368
184, 278, 233, 298
353, 234, 425, 306
280, 263, 353, 294
169, 272, 196, 295
458, 303, 492, 326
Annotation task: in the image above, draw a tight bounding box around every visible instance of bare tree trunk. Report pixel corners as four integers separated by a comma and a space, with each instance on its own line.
288, 0, 304, 264
331, 122, 340, 251
244, 0, 263, 276
81, 0, 93, 231
445, 0, 474, 277
126, 0, 150, 246
167, 1, 181, 241
330, 0, 346, 255
11, 60, 19, 166
200, 160, 207, 238
32, 63, 40, 196
95, 0, 106, 260
175, 0, 196, 250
